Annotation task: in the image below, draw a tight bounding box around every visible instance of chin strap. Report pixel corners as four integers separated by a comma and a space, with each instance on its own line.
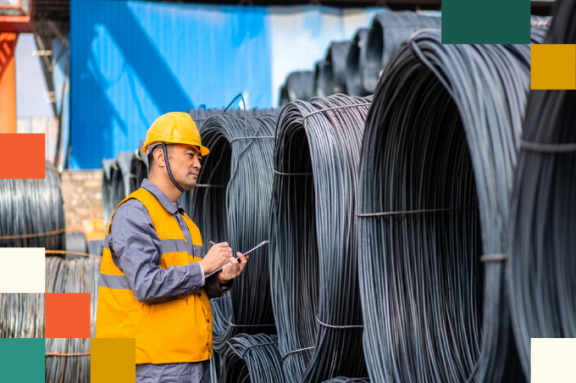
163, 142, 185, 193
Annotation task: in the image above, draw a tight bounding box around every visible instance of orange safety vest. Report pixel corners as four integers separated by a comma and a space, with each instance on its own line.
95, 188, 213, 364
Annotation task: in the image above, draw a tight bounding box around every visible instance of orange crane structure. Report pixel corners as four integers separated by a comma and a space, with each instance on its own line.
0, 0, 34, 133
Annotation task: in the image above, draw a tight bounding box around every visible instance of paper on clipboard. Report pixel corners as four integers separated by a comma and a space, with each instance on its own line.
204, 240, 269, 278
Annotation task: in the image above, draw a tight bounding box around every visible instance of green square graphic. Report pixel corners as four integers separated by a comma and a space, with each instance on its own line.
442, 0, 531, 44
0, 339, 45, 382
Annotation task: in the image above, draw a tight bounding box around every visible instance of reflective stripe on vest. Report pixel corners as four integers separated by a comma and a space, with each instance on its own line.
103, 235, 205, 259
95, 188, 213, 365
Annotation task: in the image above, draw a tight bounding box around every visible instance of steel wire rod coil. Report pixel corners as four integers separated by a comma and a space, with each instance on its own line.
65, 231, 89, 259
345, 29, 370, 97
219, 334, 284, 383
315, 60, 335, 98
325, 41, 353, 95
508, 0, 576, 379
270, 94, 371, 383
322, 377, 370, 383
0, 161, 65, 250
186, 112, 280, 382
129, 146, 149, 194
358, 29, 535, 383
280, 85, 290, 107
362, 11, 441, 93
101, 159, 116, 227
281, 71, 316, 104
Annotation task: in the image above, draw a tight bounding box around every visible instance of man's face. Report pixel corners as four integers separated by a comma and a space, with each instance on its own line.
167, 144, 202, 191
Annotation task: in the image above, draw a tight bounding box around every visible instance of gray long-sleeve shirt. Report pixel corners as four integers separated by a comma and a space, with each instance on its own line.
107, 179, 231, 383
107, 179, 232, 302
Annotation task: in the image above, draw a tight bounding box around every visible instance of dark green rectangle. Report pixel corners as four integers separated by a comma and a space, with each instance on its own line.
442, 0, 531, 44
0, 339, 45, 382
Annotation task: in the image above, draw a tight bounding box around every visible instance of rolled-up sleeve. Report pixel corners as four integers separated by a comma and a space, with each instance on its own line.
109, 200, 206, 303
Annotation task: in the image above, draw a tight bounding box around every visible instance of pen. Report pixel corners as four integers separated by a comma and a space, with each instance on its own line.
205, 240, 269, 277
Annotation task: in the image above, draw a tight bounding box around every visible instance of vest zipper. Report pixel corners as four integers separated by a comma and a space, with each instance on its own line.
185, 297, 188, 305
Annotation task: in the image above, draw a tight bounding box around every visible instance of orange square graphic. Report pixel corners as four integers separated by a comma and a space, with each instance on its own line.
0, 134, 45, 179
45, 293, 91, 338
531, 44, 576, 90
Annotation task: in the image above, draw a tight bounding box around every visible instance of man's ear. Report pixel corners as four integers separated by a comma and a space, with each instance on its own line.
153, 147, 165, 168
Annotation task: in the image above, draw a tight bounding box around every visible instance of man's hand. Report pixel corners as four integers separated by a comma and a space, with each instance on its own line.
218, 252, 249, 284
199, 242, 233, 275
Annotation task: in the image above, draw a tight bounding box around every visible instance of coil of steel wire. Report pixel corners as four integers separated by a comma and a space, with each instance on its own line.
282, 71, 316, 104
188, 106, 280, 133
345, 29, 369, 97
185, 112, 279, 382
0, 162, 66, 250
129, 147, 149, 194
102, 159, 116, 227
65, 231, 89, 259
325, 41, 353, 94
219, 334, 284, 383
0, 292, 43, 338
270, 94, 371, 383
322, 377, 370, 383
102, 151, 135, 226
280, 85, 290, 107
358, 29, 535, 383
315, 60, 335, 98
362, 11, 441, 93
508, 1, 576, 379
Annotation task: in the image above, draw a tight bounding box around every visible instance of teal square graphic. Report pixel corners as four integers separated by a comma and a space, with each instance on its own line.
442, 0, 531, 44
0, 338, 45, 382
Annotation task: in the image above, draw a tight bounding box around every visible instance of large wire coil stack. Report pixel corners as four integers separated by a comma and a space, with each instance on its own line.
325, 41, 353, 95
279, 71, 316, 106
315, 60, 334, 98
508, 0, 576, 379
358, 29, 534, 383
0, 162, 66, 250
219, 334, 284, 383
362, 11, 441, 93
187, 112, 280, 382
345, 29, 369, 97
270, 94, 371, 383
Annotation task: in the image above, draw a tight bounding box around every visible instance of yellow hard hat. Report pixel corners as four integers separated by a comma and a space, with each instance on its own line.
141, 112, 209, 156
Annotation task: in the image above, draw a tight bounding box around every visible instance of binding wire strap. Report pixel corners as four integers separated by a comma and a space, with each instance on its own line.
508, 1, 576, 379
271, 94, 371, 383
358, 28, 537, 383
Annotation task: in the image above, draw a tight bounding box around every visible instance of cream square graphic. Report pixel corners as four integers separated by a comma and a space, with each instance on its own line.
532, 338, 576, 382
0, 248, 45, 293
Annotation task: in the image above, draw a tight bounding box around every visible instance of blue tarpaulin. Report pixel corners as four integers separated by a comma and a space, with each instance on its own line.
71, 0, 384, 169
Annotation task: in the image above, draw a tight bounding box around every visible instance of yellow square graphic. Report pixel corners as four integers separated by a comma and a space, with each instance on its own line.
531, 44, 576, 90
91, 338, 135, 383
532, 338, 576, 382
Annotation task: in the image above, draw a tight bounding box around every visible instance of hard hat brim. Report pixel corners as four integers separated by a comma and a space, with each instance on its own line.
141, 142, 210, 156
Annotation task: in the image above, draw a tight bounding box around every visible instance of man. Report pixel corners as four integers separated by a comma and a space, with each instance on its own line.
95, 112, 248, 383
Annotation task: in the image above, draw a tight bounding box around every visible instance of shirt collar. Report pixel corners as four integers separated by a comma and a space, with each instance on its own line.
141, 179, 186, 215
